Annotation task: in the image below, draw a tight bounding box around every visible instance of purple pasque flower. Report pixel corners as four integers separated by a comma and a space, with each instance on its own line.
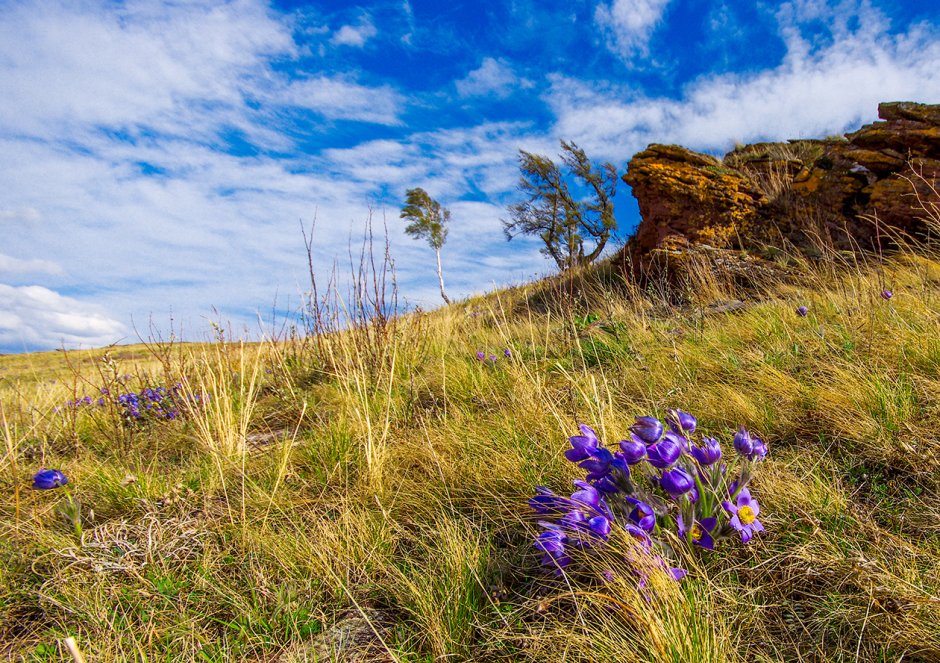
534, 527, 571, 574
565, 424, 600, 462
796, 305, 809, 317
624, 523, 652, 550
748, 436, 767, 461
569, 480, 614, 519
503, 348, 512, 357
668, 566, 688, 581
646, 434, 683, 468
625, 496, 656, 532
618, 435, 647, 464
529, 486, 570, 515
659, 467, 695, 496
723, 488, 764, 543
690, 436, 722, 466
677, 515, 718, 550
733, 426, 754, 457
630, 415, 663, 444
32, 468, 68, 490
881, 289, 893, 300
666, 409, 697, 435
475, 351, 485, 361
578, 446, 616, 480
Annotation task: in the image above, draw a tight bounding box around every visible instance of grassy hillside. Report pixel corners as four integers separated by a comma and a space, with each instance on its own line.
2, 247, 940, 662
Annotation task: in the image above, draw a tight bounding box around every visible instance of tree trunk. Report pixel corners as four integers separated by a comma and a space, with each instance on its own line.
435, 248, 451, 304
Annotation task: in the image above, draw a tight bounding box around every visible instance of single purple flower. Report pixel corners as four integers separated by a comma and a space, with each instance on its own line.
646, 435, 682, 468
723, 488, 765, 543
504, 348, 512, 357
748, 436, 767, 461
630, 416, 663, 444
666, 409, 697, 435
677, 515, 718, 550
32, 468, 68, 490
529, 486, 570, 514
796, 305, 809, 317
660, 467, 695, 496
625, 523, 652, 550
733, 426, 754, 457
475, 351, 485, 361
690, 436, 722, 466
587, 515, 611, 539
578, 446, 615, 480
625, 496, 655, 531
618, 435, 647, 464
668, 567, 687, 581
565, 424, 600, 462
881, 289, 893, 300
535, 529, 571, 574
569, 480, 598, 504
593, 475, 621, 494
489, 355, 497, 363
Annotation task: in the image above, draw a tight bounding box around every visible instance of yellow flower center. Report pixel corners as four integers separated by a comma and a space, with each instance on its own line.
738, 505, 756, 525
690, 524, 703, 540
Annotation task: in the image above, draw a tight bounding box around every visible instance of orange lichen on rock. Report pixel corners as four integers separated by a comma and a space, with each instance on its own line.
619, 101, 940, 281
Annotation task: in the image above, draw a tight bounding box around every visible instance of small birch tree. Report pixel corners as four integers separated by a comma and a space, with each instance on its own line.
400, 187, 452, 304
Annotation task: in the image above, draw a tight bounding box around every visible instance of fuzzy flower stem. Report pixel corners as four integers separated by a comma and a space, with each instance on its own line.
60, 485, 82, 539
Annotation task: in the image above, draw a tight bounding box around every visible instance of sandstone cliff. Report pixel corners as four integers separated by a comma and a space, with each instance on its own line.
621, 102, 940, 280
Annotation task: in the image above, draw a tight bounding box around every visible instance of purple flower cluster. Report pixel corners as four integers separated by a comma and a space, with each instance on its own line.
60, 382, 203, 425
475, 349, 512, 364
530, 410, 768, 581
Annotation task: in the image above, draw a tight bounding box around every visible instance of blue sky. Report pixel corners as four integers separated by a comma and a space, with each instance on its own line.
2, 0, 940, 352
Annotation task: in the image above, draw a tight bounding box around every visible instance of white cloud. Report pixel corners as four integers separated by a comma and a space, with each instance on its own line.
0, 207, 41, 223
330, 17, 377, 47
456, 57, 530, 99
0, 253, 63, 275
595, 0, 672, 60
0, 284, 127, 352
281, 76, 404, 125
0, 0, 295, 140
550, 3, 940, 159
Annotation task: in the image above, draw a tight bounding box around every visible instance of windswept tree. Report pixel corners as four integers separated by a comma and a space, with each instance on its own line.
503, 140, 618, 270
400, 187, 452, 304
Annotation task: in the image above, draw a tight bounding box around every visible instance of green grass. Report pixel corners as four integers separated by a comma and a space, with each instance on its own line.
3, 251, 940, 661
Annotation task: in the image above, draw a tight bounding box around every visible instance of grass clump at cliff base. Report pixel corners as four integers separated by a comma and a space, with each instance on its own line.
2, 247, 940, 662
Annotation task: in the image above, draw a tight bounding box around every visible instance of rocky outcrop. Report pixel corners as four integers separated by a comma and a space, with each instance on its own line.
621, 102, 940, 279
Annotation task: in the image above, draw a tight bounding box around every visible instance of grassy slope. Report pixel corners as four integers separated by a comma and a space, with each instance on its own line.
2, 252, 940, 662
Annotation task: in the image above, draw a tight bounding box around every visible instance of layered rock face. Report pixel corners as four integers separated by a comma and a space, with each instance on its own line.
621, 102, 940, 278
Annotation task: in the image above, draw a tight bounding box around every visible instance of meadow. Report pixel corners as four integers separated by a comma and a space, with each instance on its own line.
2, 239, 940, 662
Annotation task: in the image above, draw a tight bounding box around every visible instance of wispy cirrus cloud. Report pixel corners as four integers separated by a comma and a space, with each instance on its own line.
280, 75, 405, 125
0, 254, 63, 276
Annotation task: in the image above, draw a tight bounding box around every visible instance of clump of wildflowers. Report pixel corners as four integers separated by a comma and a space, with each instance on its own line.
530, 410, 768, 583
475, 350, 511, 364
59, 381, 200, 426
